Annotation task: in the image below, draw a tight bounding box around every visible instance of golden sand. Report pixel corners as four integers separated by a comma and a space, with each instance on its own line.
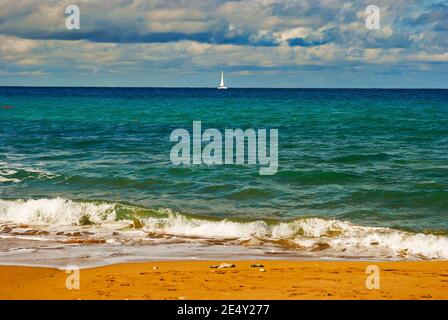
1, 260, 447, 300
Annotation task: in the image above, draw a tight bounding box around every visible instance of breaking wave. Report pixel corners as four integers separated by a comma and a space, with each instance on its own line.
1, 198, 448, 260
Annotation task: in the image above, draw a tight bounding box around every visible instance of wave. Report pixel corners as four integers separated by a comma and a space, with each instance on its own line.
0, 162, 59, 183
225, 187, 273, 200
0, 176, 21, 183
0, 198, 116, 225
276, 170, 360, 185
1, 198, 448, 260
348, 189, 448, 208
328, 153, 392, 163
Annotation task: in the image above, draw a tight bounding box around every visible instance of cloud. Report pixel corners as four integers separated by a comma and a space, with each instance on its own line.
0, 0, 415, 47
0, 0, 447, 87
405, 2, 448, 27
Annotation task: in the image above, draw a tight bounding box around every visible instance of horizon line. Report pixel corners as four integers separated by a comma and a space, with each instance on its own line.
1, 85, 447, 90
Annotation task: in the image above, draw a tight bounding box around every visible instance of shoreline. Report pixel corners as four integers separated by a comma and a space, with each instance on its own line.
1, 260, 447, 300
2, 198, 448, 262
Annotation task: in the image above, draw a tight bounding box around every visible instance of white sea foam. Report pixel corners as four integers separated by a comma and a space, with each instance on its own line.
143, 213, 270, 238
141, 213, 448, 259
0, 176, 21, 183
0, 170, 17, 176
0, 198, 447, 260
0, 198, 116, 225
21, 167, 58, 179
0, 161, 58, 181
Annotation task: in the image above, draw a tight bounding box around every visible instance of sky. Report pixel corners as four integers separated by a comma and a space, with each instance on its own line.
0, 0, 447, 88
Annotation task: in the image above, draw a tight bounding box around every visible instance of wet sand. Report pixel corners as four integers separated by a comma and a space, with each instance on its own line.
1, 260, 447, 300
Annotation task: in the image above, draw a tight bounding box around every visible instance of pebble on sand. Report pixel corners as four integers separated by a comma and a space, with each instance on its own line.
219, 263, 236, 268
210, 263, 236, 269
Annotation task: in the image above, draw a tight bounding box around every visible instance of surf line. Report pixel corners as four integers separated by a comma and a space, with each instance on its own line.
170, 121, 278, 175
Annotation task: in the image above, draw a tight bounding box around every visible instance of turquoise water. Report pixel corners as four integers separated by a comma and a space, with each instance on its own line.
1, 87, 447, 234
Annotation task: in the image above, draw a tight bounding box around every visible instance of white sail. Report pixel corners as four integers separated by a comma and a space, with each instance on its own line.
217, 70, 228, 89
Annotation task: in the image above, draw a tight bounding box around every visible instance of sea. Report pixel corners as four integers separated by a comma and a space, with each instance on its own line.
1, 87, 447, 267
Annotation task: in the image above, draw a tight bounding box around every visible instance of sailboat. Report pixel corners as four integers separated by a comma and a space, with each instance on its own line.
217, 70, 228, 89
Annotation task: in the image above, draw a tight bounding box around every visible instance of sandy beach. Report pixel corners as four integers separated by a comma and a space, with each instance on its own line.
1, 260, 447, 300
